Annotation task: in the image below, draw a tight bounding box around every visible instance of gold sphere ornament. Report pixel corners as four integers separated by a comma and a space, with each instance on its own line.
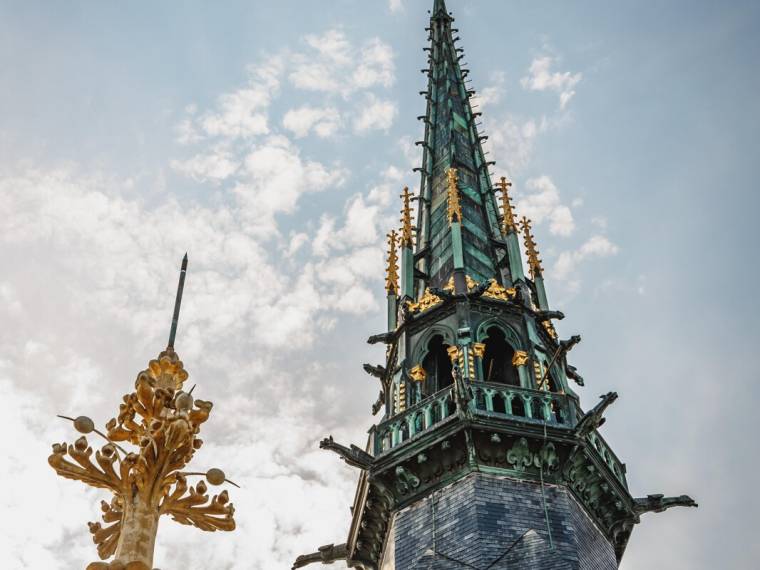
174, 391, 193, 412
206, 468, 226, 486
74, 415, 95, 434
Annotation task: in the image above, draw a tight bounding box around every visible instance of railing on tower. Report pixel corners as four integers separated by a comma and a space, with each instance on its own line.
373, 386, 457, 455
469, 381, 572, 425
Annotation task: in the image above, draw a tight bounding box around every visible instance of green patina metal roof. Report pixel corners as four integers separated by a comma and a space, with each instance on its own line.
415, 0, 505, 288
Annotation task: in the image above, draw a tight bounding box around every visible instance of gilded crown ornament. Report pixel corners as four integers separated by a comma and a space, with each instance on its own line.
520, 216, 543, 279
48, 254, 237, 570
496, 176, 517, 234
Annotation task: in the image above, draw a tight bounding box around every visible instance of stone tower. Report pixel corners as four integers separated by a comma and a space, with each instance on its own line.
294, 1, 696, 568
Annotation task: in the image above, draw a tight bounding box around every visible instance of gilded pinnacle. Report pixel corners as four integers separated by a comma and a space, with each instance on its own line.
400, 187, 414, 247
520, 216, 543, 279
385, 230, 400, 295
446, 168, 462, 225
497, 177, 517, 234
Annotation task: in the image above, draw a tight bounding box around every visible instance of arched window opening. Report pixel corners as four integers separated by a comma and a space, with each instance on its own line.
482, 326, 520, 386
422, 334, 453, 395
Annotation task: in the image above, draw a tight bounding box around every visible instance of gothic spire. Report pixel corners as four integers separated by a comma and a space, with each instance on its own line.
413, 0, 507, 290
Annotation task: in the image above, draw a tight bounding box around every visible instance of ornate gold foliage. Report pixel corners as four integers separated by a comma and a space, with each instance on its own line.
405, 288, 443, 314
409, 365, 427, 382
446, 168, 462, 225
399, 187, 414, 247
496, 177, 517, 234
482, 279, 517, 302
48, 347, 235, 566
472, 342, 486, 359
443, 275, 516, 302
542, 320, 558, 339
385, 230, 400, 295
520, 216, 543, 279
512, 350, 529, 367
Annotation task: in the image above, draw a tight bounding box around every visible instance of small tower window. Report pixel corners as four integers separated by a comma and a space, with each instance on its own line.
482, 326, 520, 386
422, 334, 453, 395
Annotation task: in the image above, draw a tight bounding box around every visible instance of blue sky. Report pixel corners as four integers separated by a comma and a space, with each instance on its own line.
1, 0, 758, 568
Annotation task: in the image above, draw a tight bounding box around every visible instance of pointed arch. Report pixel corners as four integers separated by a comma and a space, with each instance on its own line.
476, 319, 524, 387
413, 325, 456, 397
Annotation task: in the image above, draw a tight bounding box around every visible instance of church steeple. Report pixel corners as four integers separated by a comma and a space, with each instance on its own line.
294, 2, 696, 568
414, 0, 507, 290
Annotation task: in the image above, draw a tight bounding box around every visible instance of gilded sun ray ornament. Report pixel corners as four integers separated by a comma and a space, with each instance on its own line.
47, 255, 236, 570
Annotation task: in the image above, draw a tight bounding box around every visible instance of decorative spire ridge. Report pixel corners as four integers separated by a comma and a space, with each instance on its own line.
431, 0, 450, 20
167, 253, 188, 350
497, 177, 517, 235
385, 230, 400, 295
400, 187, 414, 248
446, 168, 462, 225
520, 216, 543, 279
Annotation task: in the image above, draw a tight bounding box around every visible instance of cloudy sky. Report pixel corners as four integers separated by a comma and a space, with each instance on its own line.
1, 0, 758, 568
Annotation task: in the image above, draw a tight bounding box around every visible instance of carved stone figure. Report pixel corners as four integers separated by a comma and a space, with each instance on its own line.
575, 392, 618, 438
566, 364, 585, 386
362, 363, 386, 379
292, 543, 349, 569
535, 309, 565, 322
633, 494, 698, 515
559, 334, 582, 354
366, 332, 395, 345
319, 436, 374, 470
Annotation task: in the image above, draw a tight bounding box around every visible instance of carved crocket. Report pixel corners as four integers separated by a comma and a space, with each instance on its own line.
319, 436, 374, 470
575, 392, 618, 438
292, 543, 349, 569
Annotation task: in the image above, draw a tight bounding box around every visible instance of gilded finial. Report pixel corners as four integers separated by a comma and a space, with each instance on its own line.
400, 187, 414, 247
497, 177, 517, 234
386, 230, 400, 295
520, 216, 543, 279
446, 168, 462, 225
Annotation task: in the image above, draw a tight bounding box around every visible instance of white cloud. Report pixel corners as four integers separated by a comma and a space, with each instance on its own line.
553, 235, 619, 281
170, 146, 239, 182
353, 38, 395, 90
520, 55, 582, 110
483, 115, 547, 175
389, 0, 404, 13
235, 135, 348, 234
517, 175, 575, 236
289, 30, 395, 96
472, 71, 506, 109
282, 105, 342, 138
353, 94, 397, 133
